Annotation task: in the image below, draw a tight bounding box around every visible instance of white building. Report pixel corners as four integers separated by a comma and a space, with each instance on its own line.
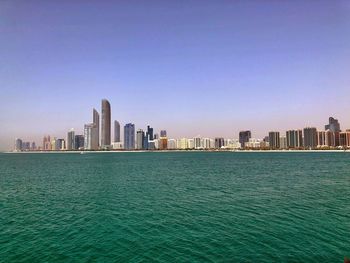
167, 139, 176, 150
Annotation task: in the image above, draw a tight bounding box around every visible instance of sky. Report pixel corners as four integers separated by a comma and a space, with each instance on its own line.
1, 0, 350, 151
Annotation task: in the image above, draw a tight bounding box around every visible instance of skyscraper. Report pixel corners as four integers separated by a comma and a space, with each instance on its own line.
84, 123, 99, 150
146, 125, 154, 141
268, 132, 280, 149
114, 120, 120, 142
74, 135, 85, 150
239, 131, 251, 148
214, 137, 224, 149
325, 117, 341, 132
159, 130, 166, 137
67, 129, 75, 150
15, 138, 22, 151
303, 127, 318, 149
136, 129, 145, 150
124, 123, 135, 150
101, 99, 111, 147
93, 108, 100, 148
286, 130, 303, 148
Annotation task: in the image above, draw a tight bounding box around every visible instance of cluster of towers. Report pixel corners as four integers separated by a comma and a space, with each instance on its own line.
14, 105, 350, 151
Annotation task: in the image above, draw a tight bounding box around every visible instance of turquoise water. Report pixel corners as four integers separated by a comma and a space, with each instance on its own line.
0, 152, 349, 262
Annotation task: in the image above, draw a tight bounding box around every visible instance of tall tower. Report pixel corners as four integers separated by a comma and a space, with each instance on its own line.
114, 120, 120, 142
101, 99, 111, 147
93, 108, 100, 148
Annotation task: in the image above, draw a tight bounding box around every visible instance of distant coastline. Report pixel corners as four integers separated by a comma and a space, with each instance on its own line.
4, 149, 350, 154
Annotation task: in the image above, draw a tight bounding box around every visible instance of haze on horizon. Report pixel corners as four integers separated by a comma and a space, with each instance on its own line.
1, 0, 350, 151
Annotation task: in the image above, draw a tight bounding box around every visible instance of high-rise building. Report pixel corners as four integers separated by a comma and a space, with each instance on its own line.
67, 129, 75, 150
146, 125, 154, 141
84, 123, 99, 150
194, 136, 202, 149
268, 132, 280, 149
101, 99, 111, 147
214, 137, 224, 149
202, 138, 211, 149
114, 120, 121, 143
325, 117, 341, 132
340, 131, 350, 148
317, 131, 326, 147
43, 135, 51, 150
286, 130, 303, 148
159, 137, 168, 150
74, 135, 85, 150
57, 139, 65, 150
124, 123, 135, 150
15, 138, 22, 151
160, 130, 167, 137
239, 131, 251, 148
136, 129, 145, 150
31, 142, 36, 151
93, 108, 100, 148
167, 139, 176, 150
280, 136, 287, 149
325, 130, 340, 147
303, 127, 318, 149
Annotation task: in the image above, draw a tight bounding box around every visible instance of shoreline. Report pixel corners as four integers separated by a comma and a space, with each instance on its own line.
3, 149, 350, 154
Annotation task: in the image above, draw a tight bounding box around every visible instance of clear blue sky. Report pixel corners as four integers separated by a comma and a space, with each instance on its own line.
1, 0, 350, 150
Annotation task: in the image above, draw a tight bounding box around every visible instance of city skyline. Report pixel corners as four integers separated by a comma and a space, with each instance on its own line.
1, 1, 350, 151
12, 98, 350, 151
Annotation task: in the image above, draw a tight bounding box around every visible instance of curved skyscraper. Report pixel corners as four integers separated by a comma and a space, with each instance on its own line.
101, 99, 111, 147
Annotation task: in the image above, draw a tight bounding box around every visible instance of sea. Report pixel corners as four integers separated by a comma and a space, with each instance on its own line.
1, 152, 349, 262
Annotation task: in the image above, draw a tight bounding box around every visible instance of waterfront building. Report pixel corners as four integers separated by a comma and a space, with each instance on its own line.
268, 132, 280, 149
317, 131, 326, 147
148, 140, 157, 150
194, 136, 202, 149
15, 138, 22, 151
280, 136, 287, 149
143, 134, 149, 149
187, 139, 194, 149
160, 130, 167, 137
114, 120, 120, 143
146, 125, 154, 141
209, 139, 215, 149
43, 135, 51, 150
93, 109, 100, 148
67, 129, 75, 150
101, 99, 111, 147
239, 131, 251, 148
214, 137, 224, 149
178, 138, 188, 149
57, 139, 65, 150
303, 127, 318, 149
74, 135, 85, 150
245, 138, 261, 149
202, 138, 211, 149
84, 123, 99, 150
340, 130, 350, 148
124, 123, 135, 150
154, 133, 159, 140
159, 137, 168, 150
325, 117, 341, 132
136, 129, 145, 150
286, 130, 303, 148
31, 142, 36, 151
325, 130, 340, 147
227, 139, 241, 149
112, 142, 123, 150
167, 139, 176, 150
51, 137, 58, 151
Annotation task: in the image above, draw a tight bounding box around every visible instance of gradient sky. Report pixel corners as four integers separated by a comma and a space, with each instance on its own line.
1, 0, 350, 151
